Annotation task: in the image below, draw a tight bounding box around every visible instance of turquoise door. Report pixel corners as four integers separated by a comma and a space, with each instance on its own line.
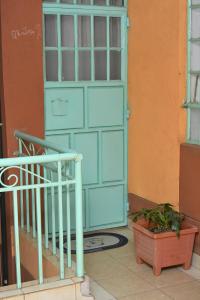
43, 0, 128, 232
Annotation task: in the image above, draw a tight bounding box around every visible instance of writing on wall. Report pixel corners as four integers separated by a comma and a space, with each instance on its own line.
11, 24, 41, 40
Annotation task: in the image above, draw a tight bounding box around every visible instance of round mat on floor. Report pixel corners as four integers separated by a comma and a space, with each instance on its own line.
58, 232, 129, 254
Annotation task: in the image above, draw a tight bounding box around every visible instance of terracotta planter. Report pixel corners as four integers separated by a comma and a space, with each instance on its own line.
133, 219, 198, 276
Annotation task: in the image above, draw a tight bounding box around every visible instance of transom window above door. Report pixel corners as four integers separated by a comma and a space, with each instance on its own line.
43, 0, 125, 7
44, 13, 123, 82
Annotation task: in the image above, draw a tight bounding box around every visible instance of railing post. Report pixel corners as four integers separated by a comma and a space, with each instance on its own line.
58, 161, 64, 279
36, 187, 43, 284
18, 139, 24, 229
75, 157, 84, 277
50, 171, 56, 255
43, 167, 49, 249
31, 164, 36, 238
13, 190, 22, 289
25, 164, 30, 233
66, 183, 72, 268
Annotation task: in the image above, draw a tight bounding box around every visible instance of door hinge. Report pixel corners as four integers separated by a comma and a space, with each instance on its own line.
126, 17, 130, 28
126, 201, 130, 212
126, 109, 131, 120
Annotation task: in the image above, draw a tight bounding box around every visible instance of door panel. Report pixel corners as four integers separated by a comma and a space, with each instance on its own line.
45, 88, 84, 130
74, 132, 98, 185
88, 87, 124, 127
88, 185, 124, 227
102, 130, 124, 182
46, 134, 71, 152
43, 2, 128, 232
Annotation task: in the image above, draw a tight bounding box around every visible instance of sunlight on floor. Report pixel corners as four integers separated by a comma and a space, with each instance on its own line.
86, 221, 200, 300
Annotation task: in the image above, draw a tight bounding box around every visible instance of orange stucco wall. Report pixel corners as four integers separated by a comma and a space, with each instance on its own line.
128, 0, 187, 208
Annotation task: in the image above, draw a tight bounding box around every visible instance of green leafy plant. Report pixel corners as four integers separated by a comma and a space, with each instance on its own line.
132, 203, 184, 237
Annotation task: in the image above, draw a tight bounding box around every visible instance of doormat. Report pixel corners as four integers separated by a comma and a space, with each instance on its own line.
56, 232, 128, 254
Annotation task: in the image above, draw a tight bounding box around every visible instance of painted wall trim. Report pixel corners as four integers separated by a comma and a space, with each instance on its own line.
128, 193, 156, 213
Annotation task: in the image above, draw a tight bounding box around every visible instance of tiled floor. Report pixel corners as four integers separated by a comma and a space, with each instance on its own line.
85, 221, 200, 300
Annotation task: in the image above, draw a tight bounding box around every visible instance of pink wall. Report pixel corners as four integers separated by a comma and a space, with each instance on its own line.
0, 0, 44, 282
0, 0, 44, 157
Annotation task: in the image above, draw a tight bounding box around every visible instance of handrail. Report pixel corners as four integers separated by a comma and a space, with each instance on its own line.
0, 152, 82, 167
0, 132, 84, 289
15, 130, 77, 155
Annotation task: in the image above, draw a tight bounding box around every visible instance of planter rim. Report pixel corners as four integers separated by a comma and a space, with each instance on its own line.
133, 220, 198, 239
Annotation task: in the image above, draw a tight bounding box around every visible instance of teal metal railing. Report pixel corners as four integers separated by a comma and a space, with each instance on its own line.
0, 131, 84, 288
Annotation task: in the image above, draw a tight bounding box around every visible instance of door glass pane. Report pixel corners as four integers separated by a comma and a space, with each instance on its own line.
110, 17, 121, 47
95, 51, 107, 80
77, 0, 91, 4
190, 109, 200, 141
46, 51, 58, 81
94, 0, 106, 5
62, 51, 75, 81
191, 43, 200, 72
45, 15, 57, 47
78, 16, 91, 47
60, 0, 74, 3
110, 51, 121, 80
61, 15, 74, 47
94, 16, 106, 47
79, 51, 91, 80
110, 0, 123, 6
191, 74, 200, 103
192, 9, 200, 39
